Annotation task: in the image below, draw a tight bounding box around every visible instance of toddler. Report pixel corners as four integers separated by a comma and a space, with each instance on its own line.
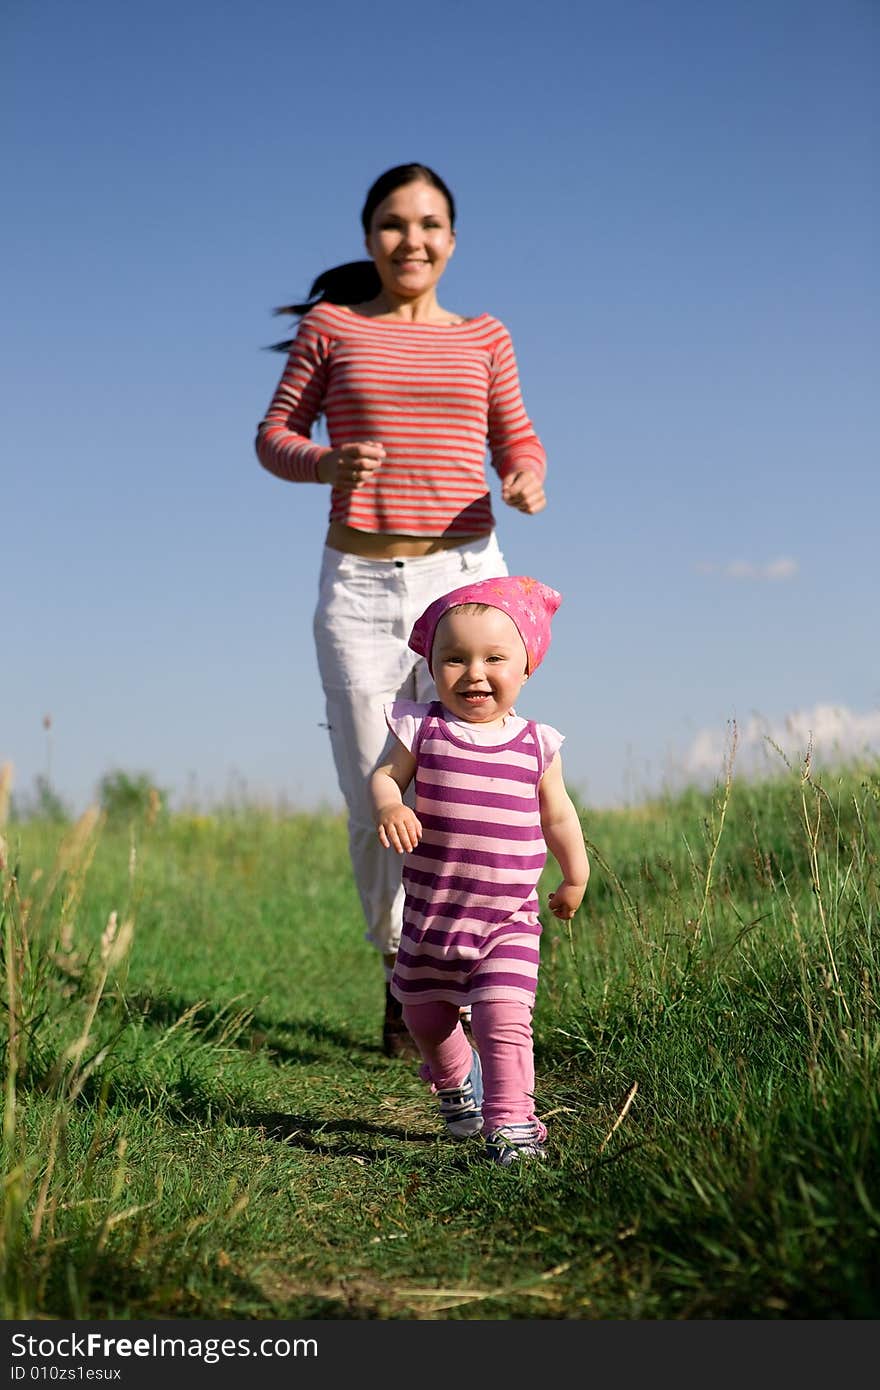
369, 575, 589, 1163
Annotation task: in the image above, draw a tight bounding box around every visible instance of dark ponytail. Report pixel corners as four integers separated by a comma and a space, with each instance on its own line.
268, 163, 456, 353
269, 261, 382, 351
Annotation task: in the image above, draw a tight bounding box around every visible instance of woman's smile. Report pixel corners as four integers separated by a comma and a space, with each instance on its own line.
365, 180, 456, 307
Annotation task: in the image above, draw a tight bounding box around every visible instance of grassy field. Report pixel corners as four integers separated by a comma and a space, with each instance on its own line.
1, 754, 878, 1320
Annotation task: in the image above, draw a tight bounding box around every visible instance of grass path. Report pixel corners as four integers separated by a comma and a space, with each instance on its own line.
2, 763, 878, 1318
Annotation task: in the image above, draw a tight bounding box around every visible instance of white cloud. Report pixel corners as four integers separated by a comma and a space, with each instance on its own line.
680, 704, 880, 782
696, 557, 799, 581
762, 558, 799, 581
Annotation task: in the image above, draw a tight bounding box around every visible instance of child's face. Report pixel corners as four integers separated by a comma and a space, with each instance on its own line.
431, 607, 529, 725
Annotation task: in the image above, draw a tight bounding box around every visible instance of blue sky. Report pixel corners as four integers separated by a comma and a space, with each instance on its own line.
4, 0, 877, 815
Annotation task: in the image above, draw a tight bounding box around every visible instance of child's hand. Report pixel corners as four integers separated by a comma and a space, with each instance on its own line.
547, 881, 586, 921
377, 805, 423, 854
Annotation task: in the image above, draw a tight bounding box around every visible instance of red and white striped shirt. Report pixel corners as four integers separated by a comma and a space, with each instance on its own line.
255, 302, 546, 537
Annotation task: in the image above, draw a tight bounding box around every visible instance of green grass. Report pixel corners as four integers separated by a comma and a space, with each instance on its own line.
1, 758, 878, 1319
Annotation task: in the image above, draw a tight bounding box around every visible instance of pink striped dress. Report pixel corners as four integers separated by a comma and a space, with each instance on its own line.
387, 701, 563, 1007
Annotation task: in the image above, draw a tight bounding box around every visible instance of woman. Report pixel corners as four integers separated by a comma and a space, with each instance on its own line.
255, 163, 547, 1056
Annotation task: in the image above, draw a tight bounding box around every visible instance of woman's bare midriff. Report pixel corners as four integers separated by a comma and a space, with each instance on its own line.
325, 521, 490, 559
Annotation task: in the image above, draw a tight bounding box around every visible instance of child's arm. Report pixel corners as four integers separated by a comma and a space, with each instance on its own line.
538, 753, 590, 920
370, 737, 423, 854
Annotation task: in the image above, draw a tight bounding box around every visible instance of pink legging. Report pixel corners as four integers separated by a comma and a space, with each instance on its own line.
402, 999, 547, 1136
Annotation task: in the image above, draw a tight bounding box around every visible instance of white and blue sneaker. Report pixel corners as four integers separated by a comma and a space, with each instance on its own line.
436, 1048, 483, 1138
484, 1121, 547, 1165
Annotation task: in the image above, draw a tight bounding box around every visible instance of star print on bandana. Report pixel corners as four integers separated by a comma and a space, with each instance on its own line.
408, 576, 562, 675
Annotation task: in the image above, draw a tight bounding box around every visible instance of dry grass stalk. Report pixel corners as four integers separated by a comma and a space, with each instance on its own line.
37, 809, 105, 952
799, 752, 850, 1021
598, 1080, 638, 1154
405, 1260, 572, 1312
0, 764, 12, 830
0, 812, 136, 1253
692, 720, 738, 950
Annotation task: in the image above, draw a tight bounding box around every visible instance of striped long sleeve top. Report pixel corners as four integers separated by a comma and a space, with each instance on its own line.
255, 302, 546, 538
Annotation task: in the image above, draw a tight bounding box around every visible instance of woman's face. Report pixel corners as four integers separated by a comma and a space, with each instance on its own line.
364, 180, 455, 301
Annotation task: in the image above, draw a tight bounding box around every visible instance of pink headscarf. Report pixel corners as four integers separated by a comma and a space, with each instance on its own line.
408, 576, 562, 676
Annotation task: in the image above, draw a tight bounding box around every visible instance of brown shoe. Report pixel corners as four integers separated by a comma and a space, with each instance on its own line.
383, 984, 419, 1060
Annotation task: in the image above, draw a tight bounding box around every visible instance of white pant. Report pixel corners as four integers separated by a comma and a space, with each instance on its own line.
313, 532, 508, 955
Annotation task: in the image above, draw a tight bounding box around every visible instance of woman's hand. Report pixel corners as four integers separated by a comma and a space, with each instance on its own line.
501, 470, 547, 514
318, 441, 386, 490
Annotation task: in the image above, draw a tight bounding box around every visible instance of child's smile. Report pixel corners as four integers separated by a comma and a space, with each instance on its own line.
431, 607, 529, 727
